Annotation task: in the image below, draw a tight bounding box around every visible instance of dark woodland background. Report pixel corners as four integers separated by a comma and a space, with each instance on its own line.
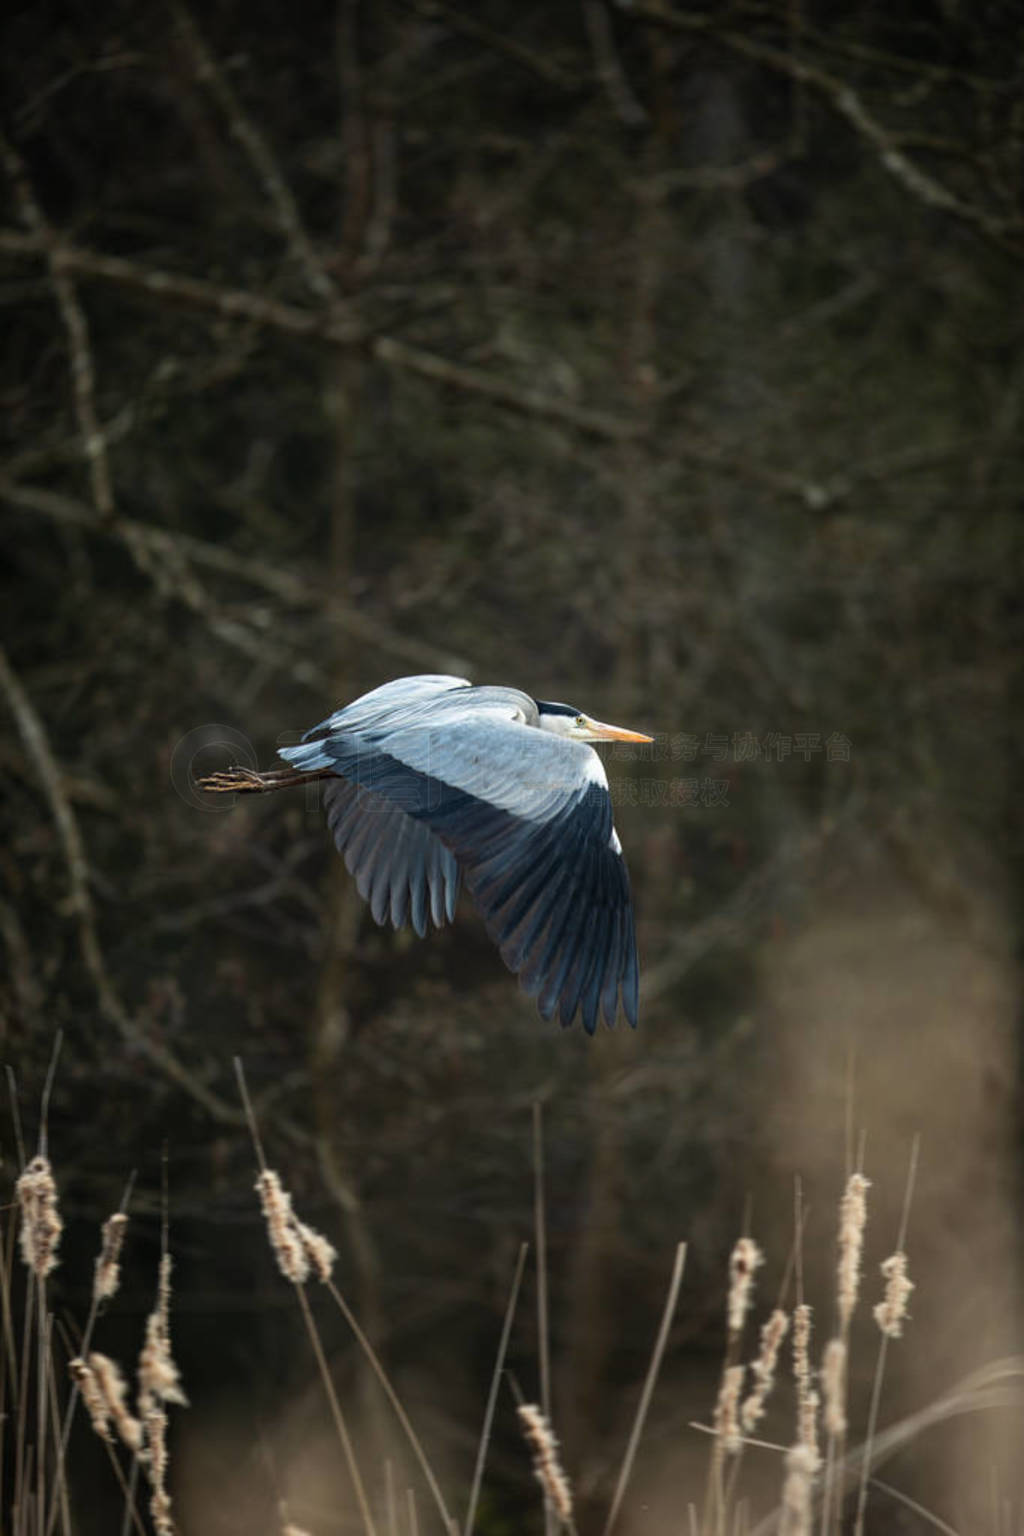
2, 2, 1024, 1532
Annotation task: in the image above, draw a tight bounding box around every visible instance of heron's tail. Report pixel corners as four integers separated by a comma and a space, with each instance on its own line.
197, 766, 332, 794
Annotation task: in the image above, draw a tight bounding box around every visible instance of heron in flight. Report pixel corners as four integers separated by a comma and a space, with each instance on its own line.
200, 675, 653, 1034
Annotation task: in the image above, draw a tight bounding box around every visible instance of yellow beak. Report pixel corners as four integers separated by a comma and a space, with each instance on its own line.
585, 717, 654, 743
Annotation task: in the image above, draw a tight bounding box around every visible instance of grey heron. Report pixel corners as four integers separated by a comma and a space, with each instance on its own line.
200, 675, 653, 1034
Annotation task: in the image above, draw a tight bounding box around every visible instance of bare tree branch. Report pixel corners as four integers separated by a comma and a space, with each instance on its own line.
0, 477, 469, 675
171, 0, 339, 303
0, 226, 363, 341
0, 644, 245, 1123
622, 2, 1024, 252
0, 134, 117, 521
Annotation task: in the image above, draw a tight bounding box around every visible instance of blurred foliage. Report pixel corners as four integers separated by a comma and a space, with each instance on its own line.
1, 1, 1023, 1530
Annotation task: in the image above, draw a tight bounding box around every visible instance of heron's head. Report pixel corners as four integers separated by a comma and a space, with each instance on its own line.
535, 701, 653, 744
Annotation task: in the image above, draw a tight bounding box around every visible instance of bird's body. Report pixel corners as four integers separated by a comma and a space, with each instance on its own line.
201, 675, 652, 1034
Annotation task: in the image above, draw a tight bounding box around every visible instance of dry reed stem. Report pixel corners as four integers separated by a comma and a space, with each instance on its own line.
727, 1238, 764, 1338
94, 1213, 129, 1304
45, 1344, 71, 1536
16, 1156, 62, 1279
517, 1404, 574, 1531
741, 1309, 789, 1434
532, 1102, 555, 1536
293, 1283, 379, 1536
465, 1242, 529, 1536
324, 1275, 454, 1534
45, 1176, 136, 1536
853, 1137, 919, 1536
235, 1061, 378, 1536
601, 1241, 687, 1536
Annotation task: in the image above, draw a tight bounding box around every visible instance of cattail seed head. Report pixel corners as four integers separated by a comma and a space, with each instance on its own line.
139, 1309, 188, 1407
94, 1212, 128, 1303
779, 1441, 820, 1536
257, 1170, 310, 1284
837, 1173, 870, 1331
873, 1251, 913, 1338
821, 1337, 847, 1438
16, 1155, 62, 1278
727, 1237, 764, 1337
741, 1307, 789, 1432
80, 1352, 143, 1452
713, 1363, 745, 1454
517, 1403, 574, 1528
71, 1357, 112, 1442
145, 1403, 173, 1535
296, 1220, 337, 1284
139, 1253, 188, 1407
791, 1304, 819, 1457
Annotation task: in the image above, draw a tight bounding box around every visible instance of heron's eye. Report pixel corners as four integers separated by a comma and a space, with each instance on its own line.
575, 715, 586, 728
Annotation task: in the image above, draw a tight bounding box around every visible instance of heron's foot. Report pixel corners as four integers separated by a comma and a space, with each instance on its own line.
196, 767, 266, 793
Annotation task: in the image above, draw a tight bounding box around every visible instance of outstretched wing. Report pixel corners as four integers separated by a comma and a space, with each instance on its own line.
283, 706, 637, 1034
321, 779, 460, 938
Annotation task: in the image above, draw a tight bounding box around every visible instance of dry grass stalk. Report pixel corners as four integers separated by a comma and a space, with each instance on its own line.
712, 1364, 745, 1455
93, 1212, 129, 1304
821, 1339, 847, 1438
836, 1173, 870, 1331
873, 1252, 913, 1338
282, 1526, 314, 1536
740, 1308, 789, 1433
778, 1443, 820, 1536
727, 1238, 764, 1337
517, 1403, 574, 1529
16, 1155, 62, 1278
